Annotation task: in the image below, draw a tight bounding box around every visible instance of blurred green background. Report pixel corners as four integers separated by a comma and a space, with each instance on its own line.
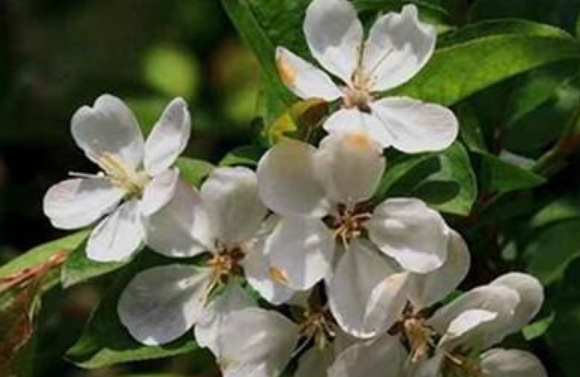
0, 0, 259, 375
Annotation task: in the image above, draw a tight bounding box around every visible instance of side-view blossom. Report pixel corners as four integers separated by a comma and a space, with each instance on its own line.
410, 272, 546, 377
257, 131, 455, 338
43, 94, 191, 262
117, 166, 292, 345
276, 0, 458, 152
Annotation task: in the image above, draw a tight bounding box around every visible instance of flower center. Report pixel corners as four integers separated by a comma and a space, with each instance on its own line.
403, 317, 435, 362
444, 354, 486, 377
325, 203, 372, 245
342, 86, 373, 113
299, 307, 336, 350
207, 243, 245, 284
97, 154, 149, 197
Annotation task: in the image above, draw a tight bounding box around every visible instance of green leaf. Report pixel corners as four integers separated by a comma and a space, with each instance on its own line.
67, 251, 198, 369
526, 219, 580, 285
378, 142, 477, 215
478, 152, 546, 194
0, 232, 88, 291
469, 0, 560, 24
546, 258, 580, 377
221, 0, 305, 119
393, 20, 580, 106
175, 158, 215, 187
219, 144, 265, 167
504, 62, 578, 127
530, 195, 580, 229
60, 240, 125, 289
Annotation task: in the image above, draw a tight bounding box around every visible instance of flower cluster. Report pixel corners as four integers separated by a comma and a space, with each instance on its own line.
43, 0, 548, 376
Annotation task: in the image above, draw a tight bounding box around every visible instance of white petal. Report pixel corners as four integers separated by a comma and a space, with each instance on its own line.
257, 140, 330, 217
371, 97, 459, 153
480, 349, 548, 377
491, 272, 544, 335
118, 264, 211, 346
71, 94, 144, 167
86, 199, 144, 262
408, 230, 470, 309
243, 244, 295, 305
194, 283, 254, 354
264, 216, 334, 290
43, 178, 125, 229
213, 307, 299, 377
323, 108, 394, 149
201, 167, 267, 246
140, 168, 179, 216
276, 47, 342, 101
362, 5, 436, 92
316, 132, 385, 205
296, 346, 334, 377
328, 240, 408, 338
428, 285, 521, 351
304, 0, 363, 84
441, 309, 498, 347
328, 335, 407, 377
144, 97, 191, 176
368, 198, 450, 273
145, 179, 210, 258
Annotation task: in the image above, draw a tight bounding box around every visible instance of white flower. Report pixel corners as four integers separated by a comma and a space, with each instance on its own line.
276, 0, 458, 152
257, 131, 454, 337
43, 95, 191, 262
197, 284, 408, 377
409, 272, 546, 376
117, 166, 293, 345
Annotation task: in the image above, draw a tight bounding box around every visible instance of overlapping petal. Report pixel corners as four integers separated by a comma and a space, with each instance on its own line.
408, 230, 470, 309
263, 216, 334, 290
195, 283, 254, 354
328, 335, 407, 377
140, 168, 180, 216
257, 140, 330, 217
322, 108, 394, 149
328, 240, 408, 338
144, 97, 191, 176
480, 349, 548, 377
71, 94, 144, 168
212, 307, 299, 377
201, 167, 267, 247
362, 5, 436, 92
371, 97, 459, 153
145, 179, 210, 258
368, 198, 450, 273
86, 199, 144, 262
316, 132, 385, 205
43, 178, 125, 229
276, 47, 343, 101
118, 265, 211, 345
304, 0, 362, 84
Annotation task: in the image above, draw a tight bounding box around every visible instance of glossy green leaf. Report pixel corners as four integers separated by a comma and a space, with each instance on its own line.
60, 240, 125, 289
67, 251, 198, 369
526, 219, 580, 285
175, 158, 215, 188
546, 258, 580, 377
478, 152, 546, 194
0, 232, 88, 292
393, 20, 580, 106
377, 142, 477, 215
219, 144, 265, 167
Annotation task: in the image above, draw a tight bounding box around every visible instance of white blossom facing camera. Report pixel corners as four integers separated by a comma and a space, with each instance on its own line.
117, 166, 293, 346
257, 131, 455, 337
276, 0, 458, 152
43, 95, 191, 262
